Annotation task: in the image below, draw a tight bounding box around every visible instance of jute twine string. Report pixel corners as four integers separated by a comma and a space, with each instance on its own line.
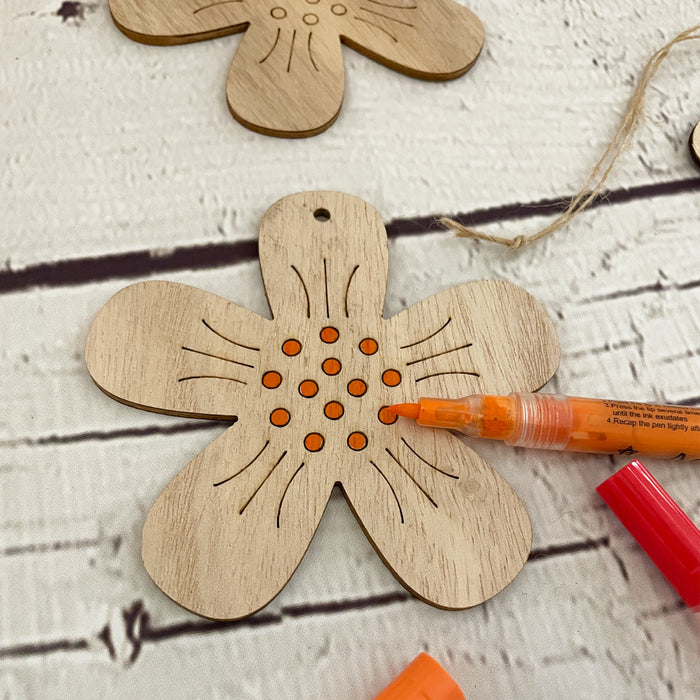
441, 24, 700, 249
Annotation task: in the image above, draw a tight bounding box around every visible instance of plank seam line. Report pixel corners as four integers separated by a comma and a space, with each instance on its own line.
0, 538, 613, 660
1, 177, 697, 295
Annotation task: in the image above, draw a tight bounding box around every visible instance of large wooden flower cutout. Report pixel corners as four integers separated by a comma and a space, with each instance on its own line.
86, 192, 560, 620
108, 0, 485, 136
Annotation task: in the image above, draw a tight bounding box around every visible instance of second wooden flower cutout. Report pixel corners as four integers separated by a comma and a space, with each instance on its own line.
86, 191, 560, 620
108, 0, 485, 137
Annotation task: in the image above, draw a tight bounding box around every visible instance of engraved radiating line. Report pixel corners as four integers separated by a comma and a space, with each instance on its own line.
291, 265, 311, 318
405, 342, 473, 367
214, 441, 270, 487
415, 370, 479, 383
182, 346, 255, 369
194, 0, 243, 15
178, 374, 247, 384
353, 16, 397, 42
359, 6, 414, 26
399, 317, 452, 349
344, 265, 359, 318
276, 462, 305, 528
260, 27, 281, 64
368, 0, 417, 8
369, 460, 404, 523
385, 448, 438, 508
307, 32, 319, 72
202, 319, 260, 352
287, 29, 297, 73
240, 451, 288, 514
400, 437, 459, 479
323, 259, 330, 319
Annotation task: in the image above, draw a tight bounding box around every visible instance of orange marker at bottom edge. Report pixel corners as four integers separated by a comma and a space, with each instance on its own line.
374, 653, 465, 700
389, 393, 700, 460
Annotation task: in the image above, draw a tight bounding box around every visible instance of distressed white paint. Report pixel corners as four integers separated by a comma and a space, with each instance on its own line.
1, 0, 700, 697
1, 1, 699, 267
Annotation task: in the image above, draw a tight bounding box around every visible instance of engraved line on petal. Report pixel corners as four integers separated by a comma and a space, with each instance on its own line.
405, 342, 472, 367
358, 6, 414, 27
385, 448, 437, 508
287, 29, 297, 72
307, 32, 319, 71
202, 319, 260, 351
400, 437, 459, 479
399, 317, 452, 350
260, 27, 281, 64
240, 450, 288, 514
368, 0, 417, 9
344, 265, 359, 318
178, 375, 247, 384
352, 16, 397, 42
214, 441, 270, 487
415, 370, 480, 383
182, 346, 255, 368
369, 460, 404, 524
291, 265, 311, 318
276, 462, 305, 528
194, 0, 244, 15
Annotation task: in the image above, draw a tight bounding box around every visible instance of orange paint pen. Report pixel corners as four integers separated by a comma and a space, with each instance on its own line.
373, 653, 465, 700
389, 394, 700, 460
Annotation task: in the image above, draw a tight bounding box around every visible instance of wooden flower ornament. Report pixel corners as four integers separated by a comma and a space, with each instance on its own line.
108, 0, 485, 137
86, 192, 560, 620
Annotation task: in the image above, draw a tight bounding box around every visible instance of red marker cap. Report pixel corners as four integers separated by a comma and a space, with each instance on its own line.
373, 653, 465, 700
597, 460, 700, 610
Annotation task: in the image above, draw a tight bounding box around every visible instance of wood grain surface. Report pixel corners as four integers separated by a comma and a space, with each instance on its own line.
2, 0, 700, 698
86, 191, 557, 618
108, 0, 484, 137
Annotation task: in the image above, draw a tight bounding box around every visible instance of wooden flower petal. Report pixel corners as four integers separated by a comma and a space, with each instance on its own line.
341, 422, 531, 608
227, 22, 345, 137
142, 425, 336, 619
109, 0, 251, 45
258, 191, 389, 322
336, 0, 484, 80
86, 281, 270, 419
387, 280, 560, 399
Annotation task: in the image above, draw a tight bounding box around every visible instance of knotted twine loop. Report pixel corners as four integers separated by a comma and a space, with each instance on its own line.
441, 24, 700, 249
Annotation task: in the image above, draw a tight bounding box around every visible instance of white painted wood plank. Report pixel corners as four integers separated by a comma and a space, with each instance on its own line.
1, 1, 698, 266
2, 549, 699, 699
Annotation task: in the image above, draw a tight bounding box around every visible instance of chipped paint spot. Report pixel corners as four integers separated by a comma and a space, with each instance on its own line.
56, 2, 84, 22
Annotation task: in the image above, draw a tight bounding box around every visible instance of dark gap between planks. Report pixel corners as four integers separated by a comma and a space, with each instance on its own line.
1, 177, 698, 295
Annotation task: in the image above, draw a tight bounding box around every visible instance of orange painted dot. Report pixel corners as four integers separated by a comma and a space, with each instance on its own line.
320, 327, 339, 343
262, 371, 282, 389
322, 358, 341, 375
347, 432, 368, 451
359, 338, 378, 355
378, 406, 398, 425
304, 433, 324, 452
299, 379, 318, 398
282, 339, 302, 356
270, 408, 290, 427
347, 379, 367, 397
324, 401, 344, 420
382, 369, 401, 387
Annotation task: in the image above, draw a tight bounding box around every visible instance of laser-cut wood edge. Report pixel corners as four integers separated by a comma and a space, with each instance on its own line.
107, 0, 485, 137
87, 192, 558, 619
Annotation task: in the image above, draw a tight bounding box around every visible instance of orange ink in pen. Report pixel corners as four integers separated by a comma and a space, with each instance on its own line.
389, 394, 700, 460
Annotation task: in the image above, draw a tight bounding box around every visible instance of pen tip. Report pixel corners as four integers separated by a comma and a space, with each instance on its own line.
388, 403, 420, 420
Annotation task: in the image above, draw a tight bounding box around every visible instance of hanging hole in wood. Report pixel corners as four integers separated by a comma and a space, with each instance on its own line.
314, 208, 331, 222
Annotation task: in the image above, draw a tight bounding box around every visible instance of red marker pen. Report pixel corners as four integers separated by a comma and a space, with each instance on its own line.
598, 460, 700, 612
389, 394, 700, 460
